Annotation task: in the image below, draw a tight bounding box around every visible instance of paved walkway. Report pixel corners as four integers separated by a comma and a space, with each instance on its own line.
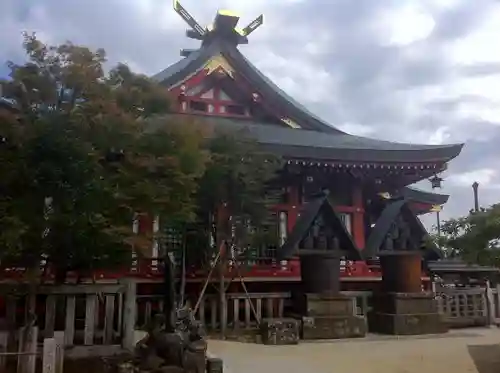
208, 328, 500, 373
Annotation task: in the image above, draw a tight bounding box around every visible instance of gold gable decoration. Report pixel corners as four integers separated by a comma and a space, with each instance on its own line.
281, 117, 301, 129
204, 55, 235, 78
430, 205, 442, 212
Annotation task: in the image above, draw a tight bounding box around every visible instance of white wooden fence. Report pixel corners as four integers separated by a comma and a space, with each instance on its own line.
343, 285, 500, 329
0, 279, 137, 359
0, 279, 498, 367
434, 283, 500, 328
0, 327, 64, 373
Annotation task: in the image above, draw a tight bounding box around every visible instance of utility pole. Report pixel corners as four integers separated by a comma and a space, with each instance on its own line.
436, 209, 441, 237
472, 181, 479, 212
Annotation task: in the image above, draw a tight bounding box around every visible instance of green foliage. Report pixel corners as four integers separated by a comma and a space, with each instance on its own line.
0, 33, 284, 280
197, 130, 282, 247
437, 205, 500, 267
0, 33, 207, 281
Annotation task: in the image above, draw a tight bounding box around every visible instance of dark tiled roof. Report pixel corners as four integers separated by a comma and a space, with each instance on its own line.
428, 259, 500, 273
363, 198, 442, 260
0, 97, 16, 110
149, 115, 463, 163
150, 39, 464, 163
152, 48, 205, 84
398, 187, 449, 205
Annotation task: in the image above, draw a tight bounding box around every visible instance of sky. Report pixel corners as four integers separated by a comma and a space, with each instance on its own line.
1, 0, 500, 230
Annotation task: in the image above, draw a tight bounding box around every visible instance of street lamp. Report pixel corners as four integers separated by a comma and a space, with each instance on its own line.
429, 175, 443, 189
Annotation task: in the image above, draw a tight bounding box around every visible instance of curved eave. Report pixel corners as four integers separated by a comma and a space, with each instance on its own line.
399, 187, 449, 205
220, 44, 344, 134
151, 42, 221, 87
147, 115, 464, 164
428, 260, 500, 274
198, 117, 464, 164
0, 98, 16, 112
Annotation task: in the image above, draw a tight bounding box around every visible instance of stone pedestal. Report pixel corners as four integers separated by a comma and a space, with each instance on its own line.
296, 251, 367, 340
369, 293, 448, 335
371, 252, 447, 335
298, 293, 367, 340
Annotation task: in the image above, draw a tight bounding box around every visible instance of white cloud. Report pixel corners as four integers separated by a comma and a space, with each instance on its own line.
337, 122, 374, 136
373, 3, 436, 46
448, 169, 497, 187
449, 4, 500, 65
2, 0, 500, 225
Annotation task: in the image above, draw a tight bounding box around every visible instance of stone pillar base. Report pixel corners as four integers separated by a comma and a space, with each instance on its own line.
370, 292, 448, 335
294, 293, 367, 340
369, 313, 448, 335
294, 293, 355, 316
301, 315, 367, 340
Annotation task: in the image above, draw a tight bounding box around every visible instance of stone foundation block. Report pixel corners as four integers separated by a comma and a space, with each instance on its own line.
369, 313, 448, 335
305, 294, 355, 316
260, 318, 300, 345
301, 315, 367, 340
294, 293, 355, 317
373, 292, 438, 314
206, 357, 223, 373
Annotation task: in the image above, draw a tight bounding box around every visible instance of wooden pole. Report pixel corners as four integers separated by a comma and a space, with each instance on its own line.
485, 280, 496, 327
219, 242, 227, 339
0, 331, 8, 371
163, 252, 176, 332
121, 279, 137, 351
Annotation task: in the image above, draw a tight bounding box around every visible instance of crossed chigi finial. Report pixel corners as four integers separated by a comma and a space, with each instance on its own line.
173, 0, 263, 45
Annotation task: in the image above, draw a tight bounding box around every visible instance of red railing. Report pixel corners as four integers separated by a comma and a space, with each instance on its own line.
0, 257, 382, 282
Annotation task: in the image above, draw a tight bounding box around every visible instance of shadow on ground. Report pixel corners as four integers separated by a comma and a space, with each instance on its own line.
468, 344, 500, 373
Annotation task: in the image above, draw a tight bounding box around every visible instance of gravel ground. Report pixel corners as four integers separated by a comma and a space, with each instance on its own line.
207, 328, 500, 373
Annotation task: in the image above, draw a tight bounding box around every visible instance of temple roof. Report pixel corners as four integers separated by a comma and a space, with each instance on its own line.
0, 97, 15, 110
398, 187, 449, 206
150, 115, 463, 164
152, 4, 464, 166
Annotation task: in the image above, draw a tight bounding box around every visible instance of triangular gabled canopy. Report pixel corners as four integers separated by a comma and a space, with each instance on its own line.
278, 191, 361, 261
364, 198, 442, 260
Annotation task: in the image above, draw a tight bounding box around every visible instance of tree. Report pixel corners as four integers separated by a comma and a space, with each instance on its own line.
194, 127, 282, 262
435, 205, 500, 267
0, 33, 207, 283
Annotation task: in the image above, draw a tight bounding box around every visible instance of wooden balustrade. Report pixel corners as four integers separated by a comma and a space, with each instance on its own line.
0, 280, 137, 356
193, 292, 290, 331
0, 279, 498, 361
435, 287, 488, 327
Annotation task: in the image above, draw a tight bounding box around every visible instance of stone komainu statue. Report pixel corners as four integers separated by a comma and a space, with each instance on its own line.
135, 308, 207, 373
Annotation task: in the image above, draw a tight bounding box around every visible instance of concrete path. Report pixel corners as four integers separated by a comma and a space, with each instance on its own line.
208, 328, 500, 373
